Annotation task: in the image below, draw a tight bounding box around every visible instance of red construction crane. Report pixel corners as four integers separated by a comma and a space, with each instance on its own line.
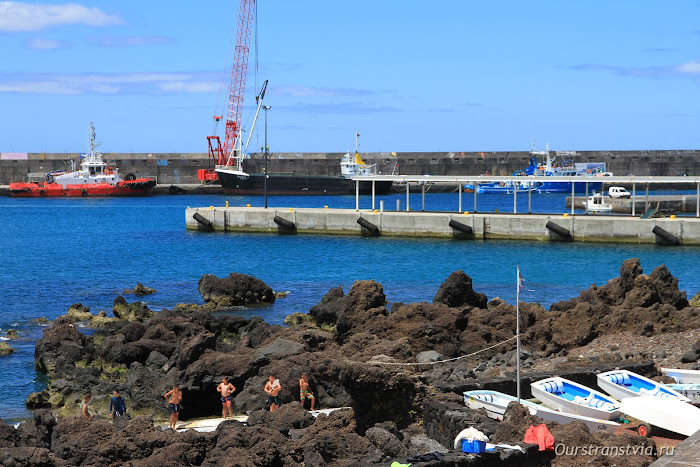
199, 0, 256, 181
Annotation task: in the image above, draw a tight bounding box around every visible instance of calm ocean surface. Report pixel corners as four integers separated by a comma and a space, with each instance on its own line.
1, 191, 699, 422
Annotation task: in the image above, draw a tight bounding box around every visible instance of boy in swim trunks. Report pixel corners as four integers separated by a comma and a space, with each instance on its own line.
217, 377, 236, 419
164, 384, 182, 429
264, 375, 281, 412
299, 373, 315, 410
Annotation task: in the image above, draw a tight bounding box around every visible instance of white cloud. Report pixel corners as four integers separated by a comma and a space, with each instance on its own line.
0, 1, 122, 32
0, 71, 219, 94
675, 61, 700, 75
91, 36, 173, 47
275, 85, 373, 98
24, 37, 64, 49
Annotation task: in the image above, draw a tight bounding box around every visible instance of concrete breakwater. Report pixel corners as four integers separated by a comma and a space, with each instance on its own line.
185, 206, 700, 245
3, 148, 700, 185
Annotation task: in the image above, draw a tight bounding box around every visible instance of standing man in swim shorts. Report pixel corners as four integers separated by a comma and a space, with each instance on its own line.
217, 377, 236, 419
164, 384, 183, 430
264, 375, 282, 412
299, 373, 315, 410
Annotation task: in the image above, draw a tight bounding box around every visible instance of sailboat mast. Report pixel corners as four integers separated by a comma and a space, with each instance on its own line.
516, 265, 521, 402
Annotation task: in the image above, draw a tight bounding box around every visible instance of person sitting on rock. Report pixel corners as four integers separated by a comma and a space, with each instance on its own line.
264, 375, 281, 412
164, 384, 183, 430
109, 389, 126, 419
81, 393, 94, 421
299, 373, 315, 411
217, 377, 236, 419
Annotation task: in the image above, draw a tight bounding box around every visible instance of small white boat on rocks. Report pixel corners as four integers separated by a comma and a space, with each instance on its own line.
530, 377, 621, 420
618, 396, 700, 437
597, 369, 691, 403
464, 390, 619, 433
665, 383, 700, 403
661, 368, 700, 384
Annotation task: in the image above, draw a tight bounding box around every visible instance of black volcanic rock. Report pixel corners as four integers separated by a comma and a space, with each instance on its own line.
433, 270, 487, 309
309, 285, 345, 326
198, 273, 275, 307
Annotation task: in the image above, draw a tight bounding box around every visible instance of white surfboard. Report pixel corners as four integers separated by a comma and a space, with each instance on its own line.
619, 396, 700, 437
272, 379, 280, 389
176, 415, 248, 432
309, 407, 352, 418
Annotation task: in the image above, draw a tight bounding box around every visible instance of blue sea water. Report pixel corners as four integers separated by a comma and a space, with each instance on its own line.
1, 191, 699, 423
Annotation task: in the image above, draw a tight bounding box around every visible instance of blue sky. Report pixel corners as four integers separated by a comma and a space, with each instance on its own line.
1, 1, 700, 154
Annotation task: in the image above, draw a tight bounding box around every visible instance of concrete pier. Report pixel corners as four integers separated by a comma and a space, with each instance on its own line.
185, 206, 700, 245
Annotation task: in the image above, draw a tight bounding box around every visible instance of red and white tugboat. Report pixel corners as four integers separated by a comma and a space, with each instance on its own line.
9, 123, 156, 197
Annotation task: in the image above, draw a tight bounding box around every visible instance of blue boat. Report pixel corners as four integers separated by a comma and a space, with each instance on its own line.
464, 144, 610, 194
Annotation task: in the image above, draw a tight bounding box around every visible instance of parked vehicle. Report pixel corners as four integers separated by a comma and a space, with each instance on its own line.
608, 187, 631, 198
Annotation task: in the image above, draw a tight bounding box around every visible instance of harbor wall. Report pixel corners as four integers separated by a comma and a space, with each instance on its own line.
185, 206, 700, 245
2, 149, 700, 185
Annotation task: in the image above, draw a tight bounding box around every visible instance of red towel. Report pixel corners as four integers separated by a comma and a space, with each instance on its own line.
523, 424, 555, 451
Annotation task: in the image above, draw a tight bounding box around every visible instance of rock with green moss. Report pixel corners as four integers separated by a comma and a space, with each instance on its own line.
124, 282, 157, 295
91, 311, 118, 327
0, 341, 15, 356
112, 296, 153, 322
690, 290, 700, 307
5, 329, 18, 339
67, 303, 93, 322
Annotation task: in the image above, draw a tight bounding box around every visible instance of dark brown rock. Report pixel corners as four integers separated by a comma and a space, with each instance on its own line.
198, 273, 275, 307
433, 270, 487, 309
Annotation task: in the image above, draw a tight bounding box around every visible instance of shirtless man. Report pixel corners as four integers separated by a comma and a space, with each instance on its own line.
164, 384, 183, 430
217, 377, 236, 419
299, 373, 315, 410
264, 375, 282, 412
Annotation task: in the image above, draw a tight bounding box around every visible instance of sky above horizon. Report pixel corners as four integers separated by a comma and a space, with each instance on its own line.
1, 1, 700, 154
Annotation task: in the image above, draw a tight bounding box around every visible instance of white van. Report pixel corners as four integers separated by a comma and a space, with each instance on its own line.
608, 187, 631, 198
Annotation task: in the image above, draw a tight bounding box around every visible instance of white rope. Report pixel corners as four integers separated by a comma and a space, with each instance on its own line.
359, 335, 519, 367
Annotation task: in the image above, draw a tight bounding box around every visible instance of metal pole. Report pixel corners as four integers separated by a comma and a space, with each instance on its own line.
474, 183, 478, 213
355, 180, 359, 211
697, 182, 699, 218
458, 183, 462, 213
372, 180, 376, 210
585, 181, 589, 214
263, 105, 270, 208
406, 182, 410, 211
421, 183, 425, 211
571, 181, 575, 215
528, 182, 531, 213
516, 265, 521, 402
645, 183, 649, 211
632, 183, 636, 216
513, 182, 517, 214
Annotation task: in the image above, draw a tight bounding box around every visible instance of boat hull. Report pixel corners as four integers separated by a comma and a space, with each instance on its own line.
597, 370, 690, 402
619, 396, 700, 437
216, 171, 393, 195
531, 377, 621, 420
8, 179, 156, 197
463, 390, 619, 433
666, 384, 700, 403
661, 368, 700, 384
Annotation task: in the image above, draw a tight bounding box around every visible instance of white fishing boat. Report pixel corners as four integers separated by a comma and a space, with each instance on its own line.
619, 396, 700, 437
530, 377, 621, 420
661, 368, 700, 384
597, 370, 691, 402
464, 390, 619, 433
584, 193, 613, 212
665, 383, 700, 403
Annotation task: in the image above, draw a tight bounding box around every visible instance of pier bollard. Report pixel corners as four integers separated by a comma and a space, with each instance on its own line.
545, 221, 572, 242
357, 217, 380, 237
652, 226, 679, 245
192, 212, 214, 232
396, 200, 400, 211
226, 201, 229, 208
380, 200, 384, 213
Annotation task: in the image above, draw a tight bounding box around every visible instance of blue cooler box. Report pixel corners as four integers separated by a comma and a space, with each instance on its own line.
462, 439, 486, 453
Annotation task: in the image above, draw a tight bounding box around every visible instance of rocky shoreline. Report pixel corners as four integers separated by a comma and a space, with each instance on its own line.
2, 261, 700, 466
